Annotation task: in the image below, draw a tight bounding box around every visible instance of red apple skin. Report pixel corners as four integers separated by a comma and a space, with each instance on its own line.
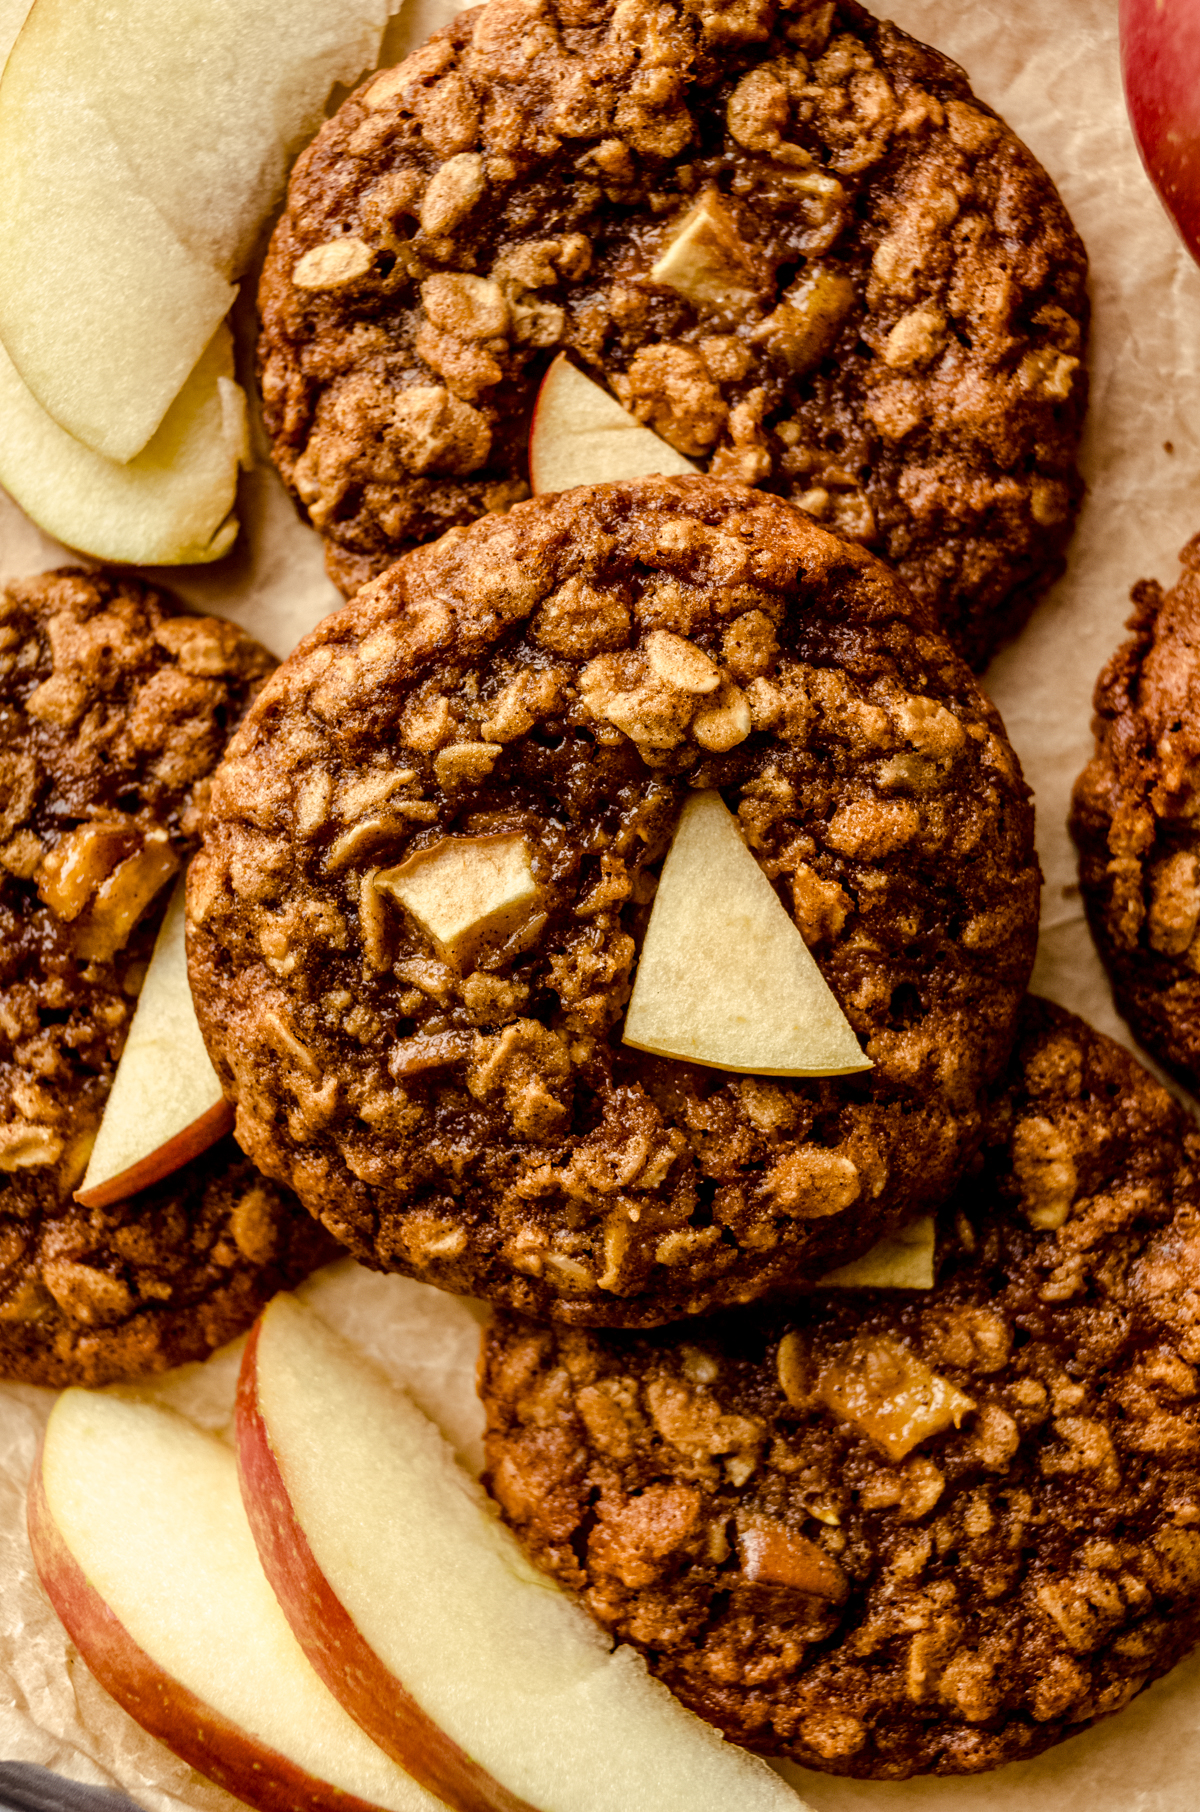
236, 1320, 538, 1812
1121, 0, 1200, 266
74, 1098, 235, 1209
27, 1440, 392, 1812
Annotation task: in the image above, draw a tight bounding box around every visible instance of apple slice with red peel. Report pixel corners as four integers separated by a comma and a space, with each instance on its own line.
528, 355, 697, 495
1121, 0, 1200, 267
237, 1293, 807, 1812
76, 879, 232, 1210
28, 1389, 443, 1812
623, 790, 871, 1076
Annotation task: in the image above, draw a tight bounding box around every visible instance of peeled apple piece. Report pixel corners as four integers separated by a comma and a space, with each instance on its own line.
0, 326, 243, 564
0, 0, 400, 459
623, 790, 871, 1076
529, 355, 697, 494
237, 1294, 808, 1812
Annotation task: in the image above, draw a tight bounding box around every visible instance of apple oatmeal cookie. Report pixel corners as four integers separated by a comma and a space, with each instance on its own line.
481, 1000, 1200, 1777
258, 0, 1088, 667
0, 569, 333, 1385
188, 478, 1038, 1325
1071, 535, 1200, 1093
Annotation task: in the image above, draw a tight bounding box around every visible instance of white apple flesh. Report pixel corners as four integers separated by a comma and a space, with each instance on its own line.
0, 0, 399, 460
0, 326, 242, 564
76, 879, 233, 1211
237, 1294, 808, 1812
28, 1389, 444, 1812
528, 355, 697, 495
818, 1215, 935, 1290
623, 790, 871, 1076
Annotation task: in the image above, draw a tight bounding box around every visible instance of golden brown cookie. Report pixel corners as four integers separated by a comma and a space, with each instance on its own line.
0, 569, 333, 1384
188, 477, 1038, 1326
1071, 535, 1200, 1092
258, 0, 1088, 667
481, 999, 1200, 1777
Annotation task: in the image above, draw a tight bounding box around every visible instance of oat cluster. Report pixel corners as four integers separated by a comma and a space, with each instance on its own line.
1072, 535, 1200, 1094
482, 1001, 1200, 1775
188, 477, 1038, 1326
259, 0, 1088, 666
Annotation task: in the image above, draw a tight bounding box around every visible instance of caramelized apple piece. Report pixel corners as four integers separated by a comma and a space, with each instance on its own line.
38, 822, 137, 922
816, 1333, 974, 1462
737, 1517, 847, 1601
751, 267, 856, 374
74, 830, 180, 962
375, 833, 540, 972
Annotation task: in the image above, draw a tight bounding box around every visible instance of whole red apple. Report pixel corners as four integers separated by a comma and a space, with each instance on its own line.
1121, 0, 1200, 266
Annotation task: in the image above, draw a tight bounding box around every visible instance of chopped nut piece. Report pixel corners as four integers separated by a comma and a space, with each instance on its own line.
375, 833, 540, 971
817, 1333, 975, 1461
738, 1516, 848, 1600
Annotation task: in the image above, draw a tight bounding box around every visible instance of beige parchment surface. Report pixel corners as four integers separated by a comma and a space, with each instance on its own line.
5, 0, 1200, 1803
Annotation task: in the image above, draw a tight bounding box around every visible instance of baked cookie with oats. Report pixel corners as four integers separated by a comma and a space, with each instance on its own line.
259, 0, 1088, 667
0, 569, 332, 1386
187, 477, 1038, 1327
481, 999, 1200, 1777
1072, 535, 1200, 1094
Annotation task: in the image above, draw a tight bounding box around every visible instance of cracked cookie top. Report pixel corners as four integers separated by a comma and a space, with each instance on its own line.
1071, 534, 1200, 1094
481, 1000, 1200, 1777
259, 0, 1088, 667
0, 569, 332, 1383
188, 478, 1038, 1326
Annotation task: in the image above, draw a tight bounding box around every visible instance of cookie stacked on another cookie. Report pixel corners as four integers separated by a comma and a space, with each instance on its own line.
258, 0, 1088, 667
481, 999, 1200, 1777
188, 475, 1039, 1326
0, 570, 334, 1386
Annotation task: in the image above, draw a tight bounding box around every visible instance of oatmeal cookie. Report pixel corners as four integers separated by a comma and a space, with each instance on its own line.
258, 0, 1088, 668
0, 568, 332, 1384
1071, 535, 1200, 1093
188, 477, 1038, 1326
481, 998, 1200, 1777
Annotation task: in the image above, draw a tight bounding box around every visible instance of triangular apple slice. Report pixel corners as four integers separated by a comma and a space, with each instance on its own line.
528, 354, 697, 494
623, 790, 871, 1076
76, 878, 232, 1210
237, 1294, 806, 1812
29, 1390, 441, 1812
818, 1216, 935, 1289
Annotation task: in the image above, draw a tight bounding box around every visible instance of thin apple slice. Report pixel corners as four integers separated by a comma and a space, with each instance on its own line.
76, 879, 232, 1211
818, 1216, 935, 1289
0, 326, 242, 564
237, 1294, 807, 1812
0, 0, 399, 461
528, 355, 697, 495
623, 790, 871, 1076
29, 1390, 443, 1812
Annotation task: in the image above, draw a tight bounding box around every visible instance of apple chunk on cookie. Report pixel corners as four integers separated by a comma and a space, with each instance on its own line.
624, 790, 870, 1077
76, 880, 233, 1211
529, 355, 697, 495
375, 833, 543, 972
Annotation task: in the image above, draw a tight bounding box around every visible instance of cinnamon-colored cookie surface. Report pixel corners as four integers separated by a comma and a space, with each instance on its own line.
258, 0, 1088, 668
188, 478, 1038, 1325
481, 1000, 1200, 1777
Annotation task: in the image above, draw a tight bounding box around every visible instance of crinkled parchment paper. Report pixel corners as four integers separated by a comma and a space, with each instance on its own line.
5, 0, 1200, 1803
